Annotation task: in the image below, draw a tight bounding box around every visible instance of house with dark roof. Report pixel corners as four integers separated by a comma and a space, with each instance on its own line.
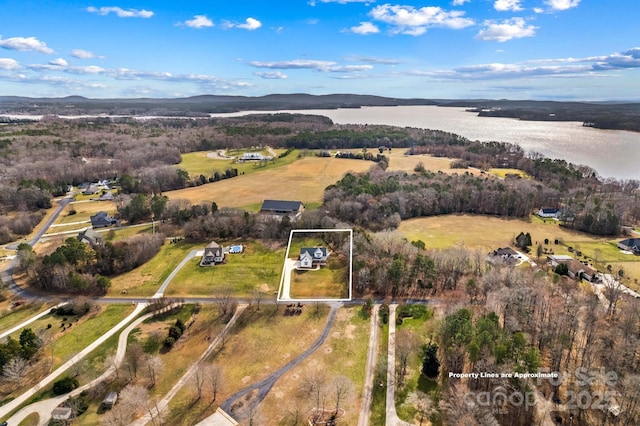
201, 241, 225, 266
618, 238, 640, 254
90, 211, 117, 228
299, 247, 328, 269
260, 200, 304, 216
538, 208, 561, 219
488, 247, 519, 264
78, 228, 103, 246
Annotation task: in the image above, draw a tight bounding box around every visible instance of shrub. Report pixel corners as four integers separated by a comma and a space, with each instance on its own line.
53, 376, 79, 395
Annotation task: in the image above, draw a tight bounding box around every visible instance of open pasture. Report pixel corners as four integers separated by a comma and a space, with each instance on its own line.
166, 155, 372, 208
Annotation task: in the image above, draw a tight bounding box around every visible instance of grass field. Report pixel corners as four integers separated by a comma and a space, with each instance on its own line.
164, 240, 285, 297
165, 304, 330, 425
487, 168, 532, 179
259, 306, 370, 425
289, 258, 349, 299
178, 148, 296, 178
107, 241, 200, 296
55, 200, 116, 225
166, 155, 373, 208
0, 300, 51, 335
397, 214, 640, 291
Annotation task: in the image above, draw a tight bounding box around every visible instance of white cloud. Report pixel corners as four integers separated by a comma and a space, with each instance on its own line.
0, 36, 54, 54
533, 7, 545, 13
70, 49, 102, 59
86, 6, 154, 18
350, 22, 380, 34
49, 58, 68, 68
0, 58, 20, 70
237, 18, 262, 30
248, 59, 373, 73
477, 18, 537, 42
182, 15, 214, 29
224, 18, 262, 30
452, 0, 471, 4
255, 71, 288, 79
369, 4, 474, 36
544, 0, 580, 11
494, 0, 523, 12
345, 55, 400, 64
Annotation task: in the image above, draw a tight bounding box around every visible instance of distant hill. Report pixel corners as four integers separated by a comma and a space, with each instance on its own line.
1, 94, 639, 131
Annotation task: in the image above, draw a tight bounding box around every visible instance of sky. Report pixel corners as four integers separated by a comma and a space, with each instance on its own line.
0, 0, 639, 100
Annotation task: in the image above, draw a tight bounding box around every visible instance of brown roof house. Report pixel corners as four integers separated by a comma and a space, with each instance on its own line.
201, 241, 226, 266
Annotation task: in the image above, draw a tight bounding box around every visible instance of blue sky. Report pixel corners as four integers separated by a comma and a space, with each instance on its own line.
0, 0, 638, 100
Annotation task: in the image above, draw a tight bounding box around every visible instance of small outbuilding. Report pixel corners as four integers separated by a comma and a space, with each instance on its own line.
102, 391, 118, 410
547, 254, 573, 267
260, 199, 304, 216
52, 406, 73, 422
538, 208, 561, 219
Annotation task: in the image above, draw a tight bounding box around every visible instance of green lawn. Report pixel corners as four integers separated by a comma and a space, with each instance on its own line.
108, 241, 200, 296
164, 240, 285, 297
178, 148, 299, 178
0, 301, 51, 335
289, 261, 349, 299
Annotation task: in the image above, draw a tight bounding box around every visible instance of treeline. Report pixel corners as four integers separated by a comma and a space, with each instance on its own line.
324, 170, 554, 231
18, 233, 164, 294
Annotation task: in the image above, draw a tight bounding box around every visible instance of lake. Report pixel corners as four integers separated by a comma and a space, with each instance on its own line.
211, 106, 640, 181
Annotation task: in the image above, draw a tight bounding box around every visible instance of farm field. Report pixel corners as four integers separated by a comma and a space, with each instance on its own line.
107, 241, 200, 296
398, 214, 640, 290
165, 304, 331, 426
178, 148, 294, 178
164, 240, 285, 297
166, 155, 372, 208
289, 262, 348, 299
259, 306, 370, 425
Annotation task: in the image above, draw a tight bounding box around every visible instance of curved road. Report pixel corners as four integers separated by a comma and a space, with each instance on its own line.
217, 303, 341, 422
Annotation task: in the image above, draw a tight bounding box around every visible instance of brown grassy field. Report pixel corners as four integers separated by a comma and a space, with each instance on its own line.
259, 306, 370, 425
55, 200, 116, 225
385, 150, 480, 175
165, 156, 373, 208
164, 304, 331, 425
398, 214, 617, 252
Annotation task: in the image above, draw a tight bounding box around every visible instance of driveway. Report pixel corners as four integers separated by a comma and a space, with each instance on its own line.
386, 305, 413, 426
357, 304, 380, 426
279, 258, 298, 300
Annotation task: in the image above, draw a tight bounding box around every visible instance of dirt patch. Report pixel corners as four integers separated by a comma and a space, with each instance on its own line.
241, 375, 252, 384
344, 324, 356, 339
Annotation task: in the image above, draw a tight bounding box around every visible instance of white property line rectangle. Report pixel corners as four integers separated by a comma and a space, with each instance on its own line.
277, 228, 353, 302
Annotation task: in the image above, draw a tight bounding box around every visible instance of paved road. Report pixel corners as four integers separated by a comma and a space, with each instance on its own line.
217, 304, 341, 422
6, 306, 156, 426
0, 303, 147, 421
357, 304, 380, 426
386, 305, 413, 426
0, 302, 68, 341
131, 305, 247, 426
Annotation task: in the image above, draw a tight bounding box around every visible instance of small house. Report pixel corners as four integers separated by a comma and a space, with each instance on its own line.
90, 211, 117, 228
102, 391, 118, 410
538, 208, 561, 219
52, 406, 73, 422
201, 241, 225, 266
98, 192, 115, 201
488, 247, 519, 264
618, 238, 640, 254
78, 228, 103, 246
299, 247, 328, 269
567, 260, 598, 282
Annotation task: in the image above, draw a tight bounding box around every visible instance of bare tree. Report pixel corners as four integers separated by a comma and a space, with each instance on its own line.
2, 357, 29, 389
125, 343, 145, 380
602, 273, 624, 318
332, 375, 352, 417
192, 363, 206, 401
250, 288, 265, 311
144, 354, 163, 388
206, 363, 224, 402
396, 328, 419, 387
103, 384, 149, 425
214, 289, 237, 319
408, 391, 433, 426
